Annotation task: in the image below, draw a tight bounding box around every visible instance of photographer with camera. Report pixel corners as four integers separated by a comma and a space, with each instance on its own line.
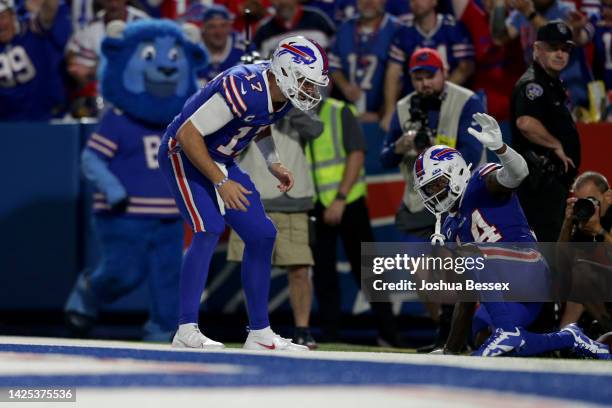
559, 172, 612, 243
558, 171, 612, 333
380, 48, 485, 241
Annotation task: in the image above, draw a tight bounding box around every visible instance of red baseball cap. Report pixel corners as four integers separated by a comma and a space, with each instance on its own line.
409, 48, 445, 73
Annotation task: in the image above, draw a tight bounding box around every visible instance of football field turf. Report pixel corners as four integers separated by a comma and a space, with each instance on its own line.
0, 336, 610, 407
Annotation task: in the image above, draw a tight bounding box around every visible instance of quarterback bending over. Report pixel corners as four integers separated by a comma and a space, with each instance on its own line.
159, 36, 328, 351
414, 113, 610, 359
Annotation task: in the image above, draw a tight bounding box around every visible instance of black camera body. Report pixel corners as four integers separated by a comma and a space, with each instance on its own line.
408, 95, 436, 151
573, 196, 599, 223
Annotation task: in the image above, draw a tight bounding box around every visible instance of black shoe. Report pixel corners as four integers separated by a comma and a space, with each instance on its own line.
64, 311, 94, 337
416, 341, 445, 353
294, 327, 318, 349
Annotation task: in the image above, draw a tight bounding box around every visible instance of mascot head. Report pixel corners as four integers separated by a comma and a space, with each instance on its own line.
99, 19, 207, 125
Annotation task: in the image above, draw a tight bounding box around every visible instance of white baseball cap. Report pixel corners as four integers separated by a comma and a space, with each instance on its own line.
0, 0, 15, 13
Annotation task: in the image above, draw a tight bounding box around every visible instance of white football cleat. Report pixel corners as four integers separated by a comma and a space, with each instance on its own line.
172, 324, 225, 350
244, 327, 309, 351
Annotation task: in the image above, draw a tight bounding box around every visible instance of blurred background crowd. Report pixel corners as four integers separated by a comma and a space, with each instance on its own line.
2, 0, 612, 350
1, 0, 612, 123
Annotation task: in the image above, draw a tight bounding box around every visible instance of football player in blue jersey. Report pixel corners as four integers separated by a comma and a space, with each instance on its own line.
413, 113, 611, 358
0, 0, 71, 120
329, 0, 401, 121
159, 35, 329, 351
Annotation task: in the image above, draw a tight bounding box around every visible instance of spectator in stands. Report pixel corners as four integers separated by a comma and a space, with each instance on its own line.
380, 48, 484, 240
227, 109, 323, 349
329, 0, 402, 122
253, 0, 335, 57
490, 0, 595, 108
0, 0, 71, 120
197, 5, 246, 86
592, 0, 612, 93
381, 0, 475, 130
450, 0, 525, 121
308, 97, 404, 346
319, 0, 410, 23
216, 0, 271, 33
65, 0, 148, 117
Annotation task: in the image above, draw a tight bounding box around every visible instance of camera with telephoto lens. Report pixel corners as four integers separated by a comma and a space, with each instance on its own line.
408, 95, 435, 151
573, 196, 599, 223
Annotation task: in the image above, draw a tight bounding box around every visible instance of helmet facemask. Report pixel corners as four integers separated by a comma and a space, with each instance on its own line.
275, 63, 327, 111
270, 35, 329, 112
416, 164, 470, 215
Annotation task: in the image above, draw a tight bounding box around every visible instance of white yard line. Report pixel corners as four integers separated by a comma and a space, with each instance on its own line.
0, 336, 610, 376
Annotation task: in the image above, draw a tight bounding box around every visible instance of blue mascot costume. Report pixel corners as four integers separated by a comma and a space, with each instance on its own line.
65, 19, 207, 341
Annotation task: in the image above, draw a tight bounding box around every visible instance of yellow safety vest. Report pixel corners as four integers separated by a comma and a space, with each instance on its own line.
306, 99, 367, 207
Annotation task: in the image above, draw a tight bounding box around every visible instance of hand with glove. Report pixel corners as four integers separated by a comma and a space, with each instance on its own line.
467, 112, 505, 152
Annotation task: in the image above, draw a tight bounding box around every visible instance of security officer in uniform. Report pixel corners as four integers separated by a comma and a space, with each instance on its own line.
308, 97, 402, 346
511, 20, 581, 243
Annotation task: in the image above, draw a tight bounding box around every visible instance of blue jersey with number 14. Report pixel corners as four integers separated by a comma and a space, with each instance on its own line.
443, 163, 536, 243
163, 62, 292, 164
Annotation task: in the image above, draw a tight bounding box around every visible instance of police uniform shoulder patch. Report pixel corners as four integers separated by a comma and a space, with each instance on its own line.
525, 83, 544, 100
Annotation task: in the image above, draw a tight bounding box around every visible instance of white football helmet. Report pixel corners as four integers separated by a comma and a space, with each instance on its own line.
270, 36, 329, 111
414, 145, 471, 214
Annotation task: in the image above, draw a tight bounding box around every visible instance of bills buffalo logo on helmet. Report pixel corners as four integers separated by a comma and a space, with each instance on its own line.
414, 147, 458, 178
277, 42, 318, 65
430, 147, 459, 161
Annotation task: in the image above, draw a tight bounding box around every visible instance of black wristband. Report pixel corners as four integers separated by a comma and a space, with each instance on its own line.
336, 192, 347, 201
527, 11, 538, 21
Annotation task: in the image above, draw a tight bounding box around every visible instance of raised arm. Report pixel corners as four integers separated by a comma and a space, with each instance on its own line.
39, 0, 60, 30
468, 113, 529, 196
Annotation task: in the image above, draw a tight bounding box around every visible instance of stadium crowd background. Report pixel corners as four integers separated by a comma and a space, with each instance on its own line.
2, 0, 612, 347
2, 0, 612, 123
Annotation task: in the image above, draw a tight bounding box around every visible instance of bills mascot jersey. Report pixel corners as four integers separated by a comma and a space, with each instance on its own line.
64, 19, 207, 341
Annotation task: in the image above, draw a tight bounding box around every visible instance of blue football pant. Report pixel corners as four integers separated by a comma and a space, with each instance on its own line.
159, 142, 276, 330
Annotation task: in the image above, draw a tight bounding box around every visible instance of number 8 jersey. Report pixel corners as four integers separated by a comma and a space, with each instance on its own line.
163, 62, 293, 164
443, 163, 537, 243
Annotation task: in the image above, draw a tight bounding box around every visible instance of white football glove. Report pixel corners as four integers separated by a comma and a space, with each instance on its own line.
467, 112, 504, 151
